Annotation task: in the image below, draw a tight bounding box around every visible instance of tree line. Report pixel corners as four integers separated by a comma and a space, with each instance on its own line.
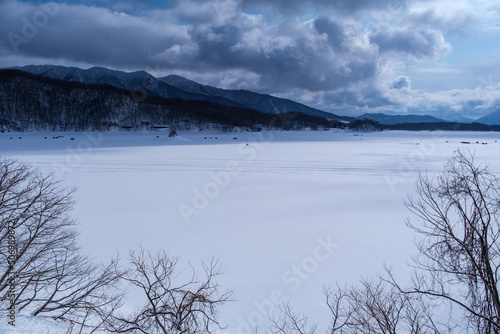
347, 119, 500, 132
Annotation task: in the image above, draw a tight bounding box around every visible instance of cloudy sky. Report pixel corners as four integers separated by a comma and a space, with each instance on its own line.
1, 0, 499, 118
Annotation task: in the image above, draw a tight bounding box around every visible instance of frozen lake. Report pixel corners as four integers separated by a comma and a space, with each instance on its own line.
2, 129, 500, 333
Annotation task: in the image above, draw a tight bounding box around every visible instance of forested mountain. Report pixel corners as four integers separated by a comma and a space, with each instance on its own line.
14, 65, 248, 109
0, 69, 342, 131
160, 75, 349, 120
14, 65, 348, 120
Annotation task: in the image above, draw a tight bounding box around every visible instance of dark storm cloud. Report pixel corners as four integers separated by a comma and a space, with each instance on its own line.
0, 0, 191, 68
392, 76, 411, 89
313, 17, 346, 52
240, 0, 410, 14
370, 24, 451, 59
177, 14, 380, 92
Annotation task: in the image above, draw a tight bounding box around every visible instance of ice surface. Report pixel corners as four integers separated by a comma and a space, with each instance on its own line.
2, 130, 500, 333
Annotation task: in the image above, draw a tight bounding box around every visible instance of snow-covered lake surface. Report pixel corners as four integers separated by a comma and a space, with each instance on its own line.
2, 129, 500, 333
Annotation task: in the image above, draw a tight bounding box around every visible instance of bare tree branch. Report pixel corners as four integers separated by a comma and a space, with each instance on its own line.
404, 150, 500, 332
0, 157, 122, 331
107, 247, 233, 334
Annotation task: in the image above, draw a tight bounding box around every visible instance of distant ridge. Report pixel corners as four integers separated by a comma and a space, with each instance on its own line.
477, 110, 500, 125
357, 113, 444, 124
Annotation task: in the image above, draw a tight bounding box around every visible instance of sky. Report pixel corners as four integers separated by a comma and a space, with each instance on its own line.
0, 0, 499, 119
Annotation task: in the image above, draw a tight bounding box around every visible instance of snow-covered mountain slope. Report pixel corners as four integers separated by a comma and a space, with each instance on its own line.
13, 65, 245, 108
12, 65, 345, 120
15, 65, 153, 92
161, 75, 347, 120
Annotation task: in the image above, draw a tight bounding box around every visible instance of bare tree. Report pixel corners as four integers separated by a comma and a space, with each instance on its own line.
267, 278, 441, 334
0, 157, 121, 329
107, 247, 233, 334
268, 303, 317, 334
326, 278, 443, 334
402, 150, 500, 332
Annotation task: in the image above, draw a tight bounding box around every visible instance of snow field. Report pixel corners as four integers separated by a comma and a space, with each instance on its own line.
2, 130, 500, 333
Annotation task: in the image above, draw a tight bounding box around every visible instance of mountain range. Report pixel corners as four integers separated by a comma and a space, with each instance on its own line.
1, 65, 500, 131
0, 68, 344, 131
13, 65, 349, 121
